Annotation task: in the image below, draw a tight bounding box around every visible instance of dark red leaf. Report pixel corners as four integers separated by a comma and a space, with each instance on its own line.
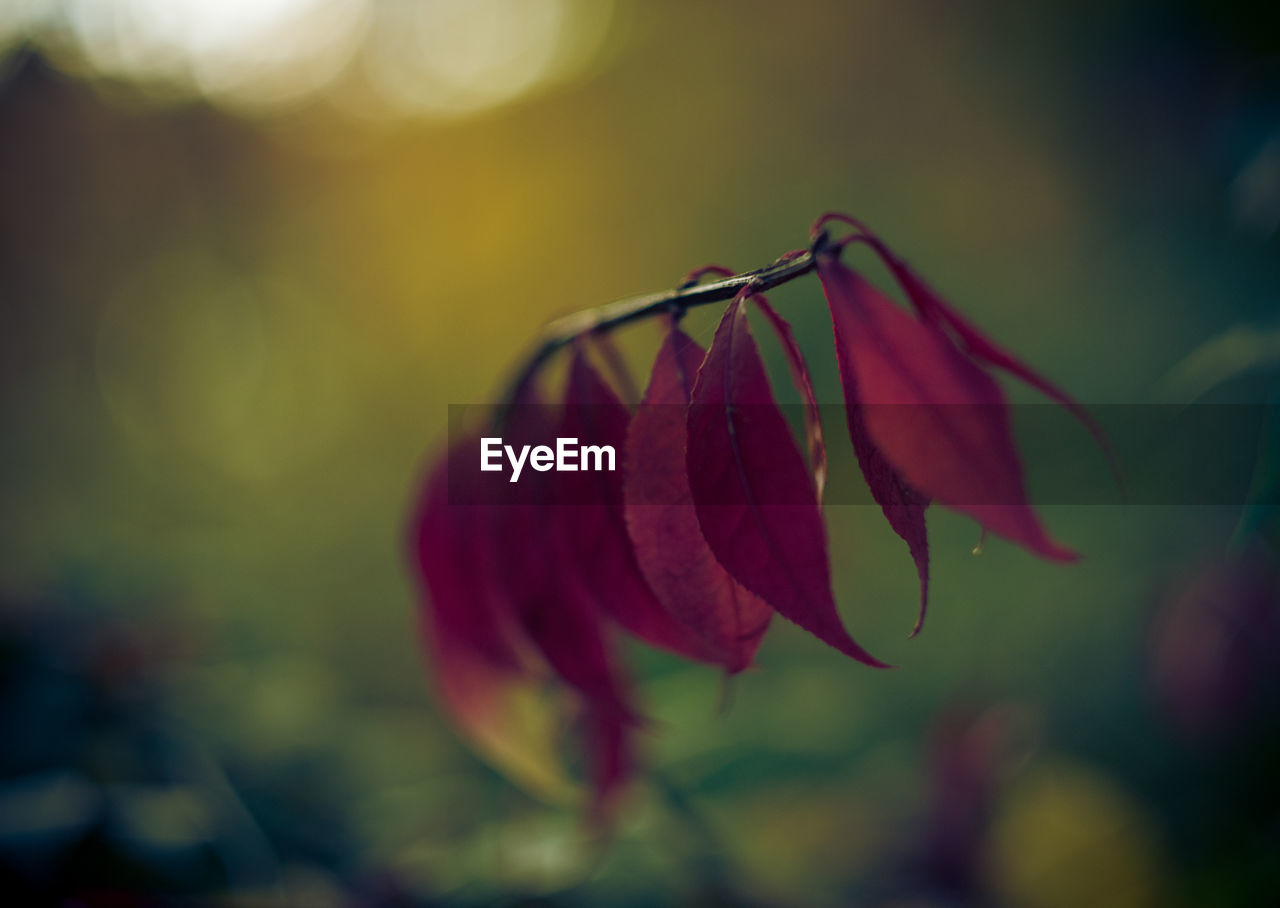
410, 432, 579, 799
842, 392, 932, 637
412, 431, 528, 674
559, 349, 726, 664
495, 379, 636, 718
624, 325, 772, 673
493, 379, 641, 811
859, 232, 1115, 474
817, 254, 1077, 562
812, 225, 933, 636
687, 294, 889, 667
750, 293, 828, 501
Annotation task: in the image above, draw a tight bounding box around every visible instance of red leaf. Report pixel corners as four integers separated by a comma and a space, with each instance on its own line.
559, 349, 726, 664
410, 433, 579, 800
492, 381, 641, 811
841, 390, 932, 638
750, 294, 828, 501
817, 254, 1077, 562
687, 294, 889, 667
860, 232, 1115, 473
624, 325, 772, 673
411, 431, 528, 674
495, 379, 636, 718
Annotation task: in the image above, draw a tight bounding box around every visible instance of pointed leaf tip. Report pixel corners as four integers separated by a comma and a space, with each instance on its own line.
860, 231, 1120, 490
841, 390, 932, 638
687, 295, 890, 668
817, 253, 1077, 566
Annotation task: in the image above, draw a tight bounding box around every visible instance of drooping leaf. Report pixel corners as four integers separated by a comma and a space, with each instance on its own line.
750, 293, 828, 501
495, 378, 635, 718
409, 432, 575, 802
817, 254, 1077, 562
837, 373, 933, 637
811, 225, 933, 636
422, 625, 577, 803
494, 379, 641, 812
863, 233, 1114, 468
624, 325, 772, 673
559, 349, 726, 664
413, 434, 526, 671
687, 293, 889, 667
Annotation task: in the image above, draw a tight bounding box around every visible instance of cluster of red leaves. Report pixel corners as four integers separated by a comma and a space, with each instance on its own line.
409, 214, 1102, 822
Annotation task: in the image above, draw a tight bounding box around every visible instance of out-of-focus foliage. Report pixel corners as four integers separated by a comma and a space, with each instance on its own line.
1, 0, 1278, 904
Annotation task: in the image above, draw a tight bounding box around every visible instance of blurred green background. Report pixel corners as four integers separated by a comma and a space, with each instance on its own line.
1, 1, 1278, 905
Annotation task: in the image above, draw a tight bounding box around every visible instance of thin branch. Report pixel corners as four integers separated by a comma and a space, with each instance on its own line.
503, 243, 824, 401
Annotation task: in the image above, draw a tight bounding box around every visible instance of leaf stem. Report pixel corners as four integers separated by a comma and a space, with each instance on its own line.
503, 245, 823, 401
